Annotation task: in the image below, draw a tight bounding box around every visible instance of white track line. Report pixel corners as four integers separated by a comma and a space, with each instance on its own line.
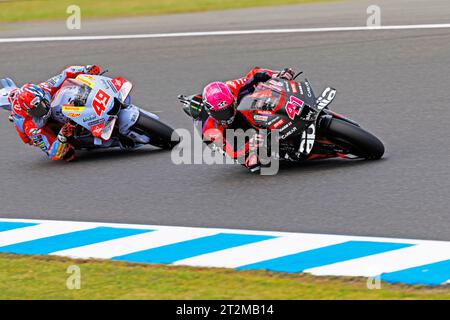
305, 243, 450, 277
173, 235, 351, 268
52, 228, 217, 259
1, 23, 450, 43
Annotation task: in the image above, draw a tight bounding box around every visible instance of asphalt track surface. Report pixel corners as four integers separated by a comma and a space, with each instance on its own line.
0, 0, 449, 241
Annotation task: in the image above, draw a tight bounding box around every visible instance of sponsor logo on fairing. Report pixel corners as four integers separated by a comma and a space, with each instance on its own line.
67, 113, 81, 118
91, 123, 105, 137
47, 74, 63, 87
76, 75, 95, 88
316, 87, 337, 110
112, 78, 125, 91
272, 119, 285, 129
253, 114, 268, 122
62, 106, 85, 112
304, 81, 312, 97
130, 112, 139, 123
290, 82, 298, 94
101, 79, 111, 90
280, 126, 297, 140
299, 124, 316, 154
83, 115, 96, 123
279, 121, 293, 132
268, 117, 285, 129
267, 116, 280, 125
256, 110, 273, 115
87, 118, 105, 126
284, 82, 291, 93
298, 83, 304, 95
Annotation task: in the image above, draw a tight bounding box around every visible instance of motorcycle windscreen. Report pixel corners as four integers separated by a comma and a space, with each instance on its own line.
54, 79, 92, 109
238, 84, 284, 111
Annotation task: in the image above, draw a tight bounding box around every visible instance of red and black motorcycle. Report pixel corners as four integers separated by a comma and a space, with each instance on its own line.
178, 76, 384, 164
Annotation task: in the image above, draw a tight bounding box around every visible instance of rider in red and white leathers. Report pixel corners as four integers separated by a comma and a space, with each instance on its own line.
9, 65, 101, 161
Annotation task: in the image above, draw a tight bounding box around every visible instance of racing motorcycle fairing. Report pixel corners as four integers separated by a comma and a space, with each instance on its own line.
111, 76, 133, 103
52, 75, 128, 142
316, 87, 337, 110
237, 78, 321, 157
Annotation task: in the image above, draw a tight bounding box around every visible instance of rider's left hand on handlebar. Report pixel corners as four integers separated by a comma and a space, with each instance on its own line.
253, 72, 272, 84
86, 65, 101, 75
274, 68, 295, 81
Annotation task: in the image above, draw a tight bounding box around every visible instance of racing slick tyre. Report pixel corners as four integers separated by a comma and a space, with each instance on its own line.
323, 118, 385, 160
133, 111, 180, 150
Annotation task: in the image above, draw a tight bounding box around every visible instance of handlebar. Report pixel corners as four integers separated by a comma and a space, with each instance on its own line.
177, 94, 189, 103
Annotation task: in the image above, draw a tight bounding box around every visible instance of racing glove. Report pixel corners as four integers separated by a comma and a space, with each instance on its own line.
253, 71, 272, 84
244, 133, 265, 173
86, 65, 101, 75
60, 122, 74, 139
274, 68, 295, 81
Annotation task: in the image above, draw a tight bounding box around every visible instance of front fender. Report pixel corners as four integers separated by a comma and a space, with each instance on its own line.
118, 104, 140, 134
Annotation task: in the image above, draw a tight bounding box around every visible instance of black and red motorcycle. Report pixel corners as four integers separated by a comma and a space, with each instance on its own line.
178, 76, 384, 165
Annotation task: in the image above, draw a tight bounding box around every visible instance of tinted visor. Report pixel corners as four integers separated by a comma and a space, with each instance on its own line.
207, 104, 236, 123
27, 101, 50, 118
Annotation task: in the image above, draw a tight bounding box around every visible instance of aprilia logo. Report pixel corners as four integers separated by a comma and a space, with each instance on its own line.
316, 88, 337, 110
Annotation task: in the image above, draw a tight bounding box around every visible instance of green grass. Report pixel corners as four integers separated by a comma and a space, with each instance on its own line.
0, 253, 449, 299
0, 0, 335, 23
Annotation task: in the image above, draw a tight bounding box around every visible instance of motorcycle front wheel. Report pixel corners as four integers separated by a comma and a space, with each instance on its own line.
322, 118, 385, 160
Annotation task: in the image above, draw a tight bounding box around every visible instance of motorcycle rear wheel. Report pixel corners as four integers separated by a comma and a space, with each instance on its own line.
323, 118, 385, 160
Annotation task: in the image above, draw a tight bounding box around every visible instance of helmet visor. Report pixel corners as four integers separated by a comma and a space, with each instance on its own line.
207, 103, 236, 123
27, 100, 50, 118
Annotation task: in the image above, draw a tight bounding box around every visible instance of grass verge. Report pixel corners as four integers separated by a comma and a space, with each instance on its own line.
0, 0, 335, 23
0, 253, 449, 299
